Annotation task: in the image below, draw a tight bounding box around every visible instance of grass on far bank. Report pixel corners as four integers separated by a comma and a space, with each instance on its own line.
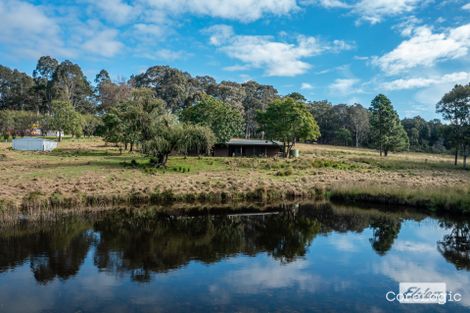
0, 138, 469, 218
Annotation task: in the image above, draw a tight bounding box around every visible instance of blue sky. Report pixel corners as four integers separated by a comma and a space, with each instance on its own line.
0, 0, 469, 119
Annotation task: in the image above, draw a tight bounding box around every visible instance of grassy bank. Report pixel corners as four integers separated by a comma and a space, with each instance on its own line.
329, 184, 470, 214
1, 138, 469, 220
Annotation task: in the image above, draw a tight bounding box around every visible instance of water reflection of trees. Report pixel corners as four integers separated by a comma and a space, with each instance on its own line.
92, 210, 321, 281
0, 218, 93, 284
438, 222, 470, 270
0, 203, 449, 283
299, 204, 403, 255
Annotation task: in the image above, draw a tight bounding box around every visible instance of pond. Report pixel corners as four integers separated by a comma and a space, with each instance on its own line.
0, 203, 469, 313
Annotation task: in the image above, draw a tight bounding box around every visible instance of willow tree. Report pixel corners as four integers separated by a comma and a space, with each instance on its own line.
141, 114, 215, 167
257, 97, 320, 157
369, 94, 408, 156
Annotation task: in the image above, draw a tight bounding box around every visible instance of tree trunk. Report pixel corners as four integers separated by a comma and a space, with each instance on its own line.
384, 149, 388, 157
130, 142, 134, 152
463, 145, 467, 170
58, 131, 62, 142
455, 147, 459, 166
124, 142, 128, 151
355, 130, 359, 148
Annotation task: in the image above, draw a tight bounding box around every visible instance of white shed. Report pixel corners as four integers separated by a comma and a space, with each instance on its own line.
45, 130, 64, 138
12, 137, 58, 151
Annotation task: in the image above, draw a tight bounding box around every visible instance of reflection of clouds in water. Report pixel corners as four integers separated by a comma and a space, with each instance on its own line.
208, 284, 232, 305
0, 267, 58, 313
392, 240, 437, 254
64, 271, 123, 312
223, 259, 320, 293
411, 219, 448, 242
328, 233, 368, 252
77, 272, 121, 295
330, 236, 358, 252
375, 255, 470, 307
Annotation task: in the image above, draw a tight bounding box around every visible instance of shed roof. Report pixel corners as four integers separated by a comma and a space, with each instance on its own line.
225, 138, 282, 146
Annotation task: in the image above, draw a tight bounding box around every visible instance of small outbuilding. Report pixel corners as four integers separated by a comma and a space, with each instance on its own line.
213, 138, 282, 157
12, 137, 58, 152
45, 130, 64, 138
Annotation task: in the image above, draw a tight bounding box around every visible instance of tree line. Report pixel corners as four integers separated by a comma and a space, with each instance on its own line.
0, 56, 469, 167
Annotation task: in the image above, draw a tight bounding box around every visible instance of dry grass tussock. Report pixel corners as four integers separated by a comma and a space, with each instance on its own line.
0, 138, 469, 215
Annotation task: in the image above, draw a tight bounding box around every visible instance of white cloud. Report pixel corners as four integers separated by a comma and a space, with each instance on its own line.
392, 16, 421, 37
143, 0, 299, 22
329, 78, 360, 95
301, 82, 314, 89
205, 24, 234, 46
463, 3, 470, 11
133, 23, 165, 37
206, 25, 353, 77
382, 72, 470, 90
221, 35, 319, 76
0, 0, 71, 58
308, 0, 422, 24
82, 29, 123, 57
304, 0, 350, 8
353, 0, 420, 24
331, 39, 355, 51
90, 0, 135, 25
374, 24, 470, 74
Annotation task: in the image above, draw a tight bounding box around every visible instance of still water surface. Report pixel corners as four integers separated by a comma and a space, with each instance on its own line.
0, 203, 469, 313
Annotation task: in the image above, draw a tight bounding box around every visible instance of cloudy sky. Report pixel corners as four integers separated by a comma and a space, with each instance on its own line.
1, 0, 469, 119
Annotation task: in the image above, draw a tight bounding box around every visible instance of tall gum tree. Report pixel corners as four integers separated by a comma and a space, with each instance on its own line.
437, 83, 470, 168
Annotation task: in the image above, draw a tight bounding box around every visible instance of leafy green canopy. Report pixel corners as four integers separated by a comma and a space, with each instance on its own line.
257, 97, 320, 157
437, 83, 470, 167
180, 95, 244, 143
101, 88, 165, 149
369, 94, 409, 156
141, 114, 215, 167
48, 100, 83, 141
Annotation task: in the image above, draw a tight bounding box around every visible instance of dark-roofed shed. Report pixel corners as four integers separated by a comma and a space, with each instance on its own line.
213, 139, 282, 157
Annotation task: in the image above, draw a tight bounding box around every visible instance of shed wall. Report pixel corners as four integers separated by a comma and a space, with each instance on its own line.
12, 138, 57, 151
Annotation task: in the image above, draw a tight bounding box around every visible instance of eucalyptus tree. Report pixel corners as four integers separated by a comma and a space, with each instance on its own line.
207, 80, 246, 114
51, 60, 94, 113
33, 56, 59, 113
0, 65, 35, 111
286, 92, 307, 102
437, 83, 470, 168
242, 81, 279, 138
132, 66, 196, 112
348, 103, 370, 148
